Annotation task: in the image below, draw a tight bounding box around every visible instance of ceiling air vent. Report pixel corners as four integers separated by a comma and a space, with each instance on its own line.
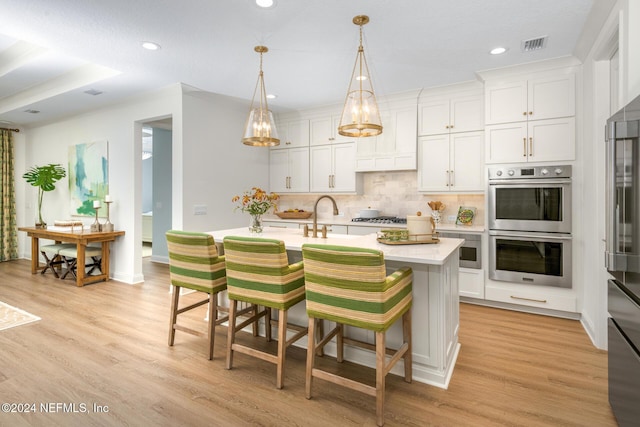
84, 88, 103, 96
521, 36, 547, 52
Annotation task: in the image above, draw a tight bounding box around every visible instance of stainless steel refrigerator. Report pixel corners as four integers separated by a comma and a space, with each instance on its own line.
605, 94, 640, 426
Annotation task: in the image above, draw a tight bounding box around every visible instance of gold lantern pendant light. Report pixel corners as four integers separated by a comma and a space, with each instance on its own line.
338, 15, 383, 138
242, 46, 280, 146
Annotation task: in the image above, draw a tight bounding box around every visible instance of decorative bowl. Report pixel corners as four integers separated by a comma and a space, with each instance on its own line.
275, 211, 313, 219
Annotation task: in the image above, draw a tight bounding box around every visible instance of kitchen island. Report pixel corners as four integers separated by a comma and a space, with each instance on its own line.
208, 226, 464, 389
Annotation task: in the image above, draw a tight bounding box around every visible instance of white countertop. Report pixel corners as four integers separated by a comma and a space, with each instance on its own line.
208, 226, 464, 265
262, 216, 485, 233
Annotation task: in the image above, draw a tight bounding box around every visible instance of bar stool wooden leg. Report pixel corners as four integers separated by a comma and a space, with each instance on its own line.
168, 285, 180, 346
376, 331, 386, 427
276, 309, 287, 389
207, 293, 216, 360
305, 316, 317, 399
403, 309, 412, 382
226, 299, 238, 370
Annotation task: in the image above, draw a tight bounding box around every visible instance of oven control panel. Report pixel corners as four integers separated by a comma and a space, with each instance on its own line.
488, 165, 571, 180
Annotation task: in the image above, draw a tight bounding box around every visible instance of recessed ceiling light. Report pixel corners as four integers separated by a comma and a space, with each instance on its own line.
142, 41, 161, 51
490, 47, 507, 55
266, 94, 277, 99
256, 0, 275, 7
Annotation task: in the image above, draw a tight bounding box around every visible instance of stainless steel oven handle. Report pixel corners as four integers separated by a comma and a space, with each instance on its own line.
488, 178, 571, 185
489, 230, 572, 240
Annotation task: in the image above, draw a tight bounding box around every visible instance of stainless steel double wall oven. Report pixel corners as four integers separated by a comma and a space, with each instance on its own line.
488, 165, 572, 288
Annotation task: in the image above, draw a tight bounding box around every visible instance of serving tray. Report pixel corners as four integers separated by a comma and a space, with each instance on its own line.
377, 233, 440, 245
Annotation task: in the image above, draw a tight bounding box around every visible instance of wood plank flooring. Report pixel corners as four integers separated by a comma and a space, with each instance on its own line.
0, 259, 616, 426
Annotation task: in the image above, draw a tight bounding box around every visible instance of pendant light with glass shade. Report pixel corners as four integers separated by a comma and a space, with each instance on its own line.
338, 15, 383, 138
242, 46, 280, 146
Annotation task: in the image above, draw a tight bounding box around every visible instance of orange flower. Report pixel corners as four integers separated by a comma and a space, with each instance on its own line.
232, 187, 279, 215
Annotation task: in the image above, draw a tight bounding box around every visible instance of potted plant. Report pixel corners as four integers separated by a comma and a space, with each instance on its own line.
22, 163, 67, 228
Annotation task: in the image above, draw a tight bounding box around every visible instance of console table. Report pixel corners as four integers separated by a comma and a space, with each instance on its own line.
18, 226, 125, 287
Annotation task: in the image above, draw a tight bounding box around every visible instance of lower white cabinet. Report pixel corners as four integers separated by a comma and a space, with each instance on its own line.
262, 221, 300, 229
485, 117, 575, 164
418, 131, 484, 192
347, 225, 382, 236
459, 268, 484, 299
269, 147, 309, 193
310, 143, 358, 193
484, 282, 577, 313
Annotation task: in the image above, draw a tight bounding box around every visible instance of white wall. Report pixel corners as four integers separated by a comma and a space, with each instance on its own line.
18, 84, 183, 284
579, 0, 640, 349
179, 88, 269, 232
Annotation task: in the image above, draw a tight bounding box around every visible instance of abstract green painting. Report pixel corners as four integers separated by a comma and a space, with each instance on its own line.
68, 140, 109, 216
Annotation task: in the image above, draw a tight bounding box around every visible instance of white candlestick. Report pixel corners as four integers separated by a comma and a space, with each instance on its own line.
93, 200, 101, 208
104, 194, 112, 202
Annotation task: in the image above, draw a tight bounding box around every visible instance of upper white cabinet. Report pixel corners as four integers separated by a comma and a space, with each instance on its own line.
418, 131, 484, 192
485, 73, 575, 125
309, 114, 353, 145
310, 142, 359, 193
484, 69, 576, 164
486, 117, 575, 164
274, 118, 310, 148
269, 147, 309, 193
419, 94, 483, 135
355, 102, 418, 172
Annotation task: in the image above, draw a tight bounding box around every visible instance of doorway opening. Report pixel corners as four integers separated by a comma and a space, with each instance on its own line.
141, 117, 173, 267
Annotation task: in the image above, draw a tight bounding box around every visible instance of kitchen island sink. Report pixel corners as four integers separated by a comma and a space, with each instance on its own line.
208, 226, 464, 389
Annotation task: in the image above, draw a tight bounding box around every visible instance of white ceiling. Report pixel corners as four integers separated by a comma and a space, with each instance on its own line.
0, 0, 614, 127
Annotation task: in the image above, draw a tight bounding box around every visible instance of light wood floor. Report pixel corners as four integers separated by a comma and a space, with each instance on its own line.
0, 259, 616, 426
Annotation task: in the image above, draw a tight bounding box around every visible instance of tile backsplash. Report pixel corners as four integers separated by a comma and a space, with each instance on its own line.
275, 171, 485, 226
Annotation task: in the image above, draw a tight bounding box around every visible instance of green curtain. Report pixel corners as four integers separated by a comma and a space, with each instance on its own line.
0, 130, 18, 261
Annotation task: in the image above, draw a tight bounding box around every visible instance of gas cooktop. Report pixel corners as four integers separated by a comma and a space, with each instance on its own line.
351, 216, 407, 224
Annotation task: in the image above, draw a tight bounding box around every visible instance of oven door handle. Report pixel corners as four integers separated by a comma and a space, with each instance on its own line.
489, 230, 572, 240
488, 178, 571, 185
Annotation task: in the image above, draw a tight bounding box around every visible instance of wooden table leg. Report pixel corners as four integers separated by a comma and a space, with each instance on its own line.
102, 241, 111, 281
76, 243, 86, 287
30, 236, 39, 274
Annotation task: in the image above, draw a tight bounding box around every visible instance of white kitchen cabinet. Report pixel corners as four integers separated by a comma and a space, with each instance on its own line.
262, 221, 300, 229
418, 131, 484, 192
347, 225, 383, 236
310, 142, 358, 193
309, 114, 353, 145
418, 94, 483, 135
485, 73, 575, 125
485, 117, 575, 164
274, 118, 310, 148
269, 147, 309, 193
355, 104, 418, 171
459, 268, 485, 299
484, 282, 577, 313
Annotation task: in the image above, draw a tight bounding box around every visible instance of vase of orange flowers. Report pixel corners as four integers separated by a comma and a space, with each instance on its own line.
232, 187, 279, 233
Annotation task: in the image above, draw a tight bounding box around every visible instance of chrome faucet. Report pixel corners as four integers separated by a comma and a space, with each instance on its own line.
311, 195, 339, 238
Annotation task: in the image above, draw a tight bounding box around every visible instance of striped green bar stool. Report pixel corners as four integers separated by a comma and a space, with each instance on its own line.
301, 244, 413, 427
166, 230, 228, 360
223, 236, 308, 389
40, 243, 76, 278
